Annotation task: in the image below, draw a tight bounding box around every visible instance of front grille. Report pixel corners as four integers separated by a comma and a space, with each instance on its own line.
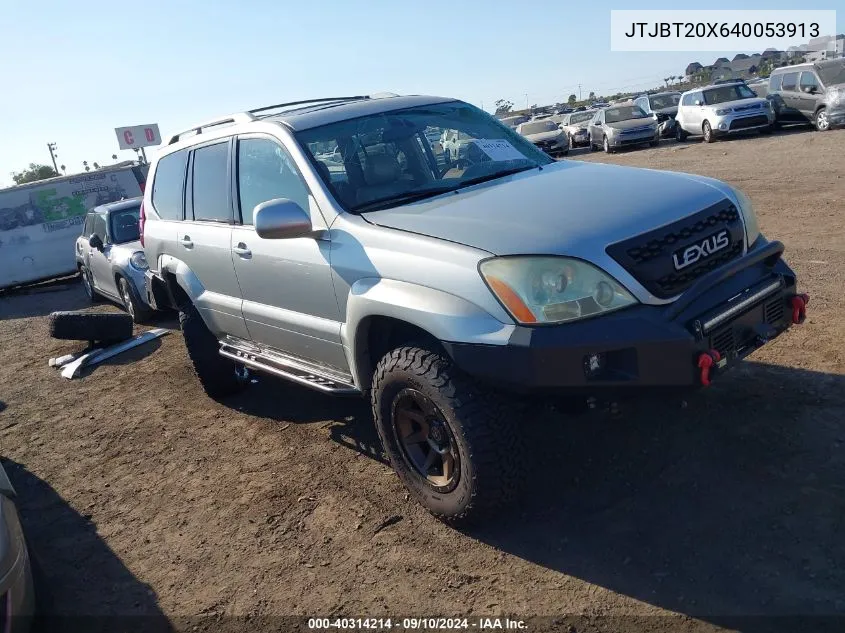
621, 125, 653, 135
730, 115, 769, 130
734, 103, 762, 112
606, 200, 745, 299
764, 295, 785, 324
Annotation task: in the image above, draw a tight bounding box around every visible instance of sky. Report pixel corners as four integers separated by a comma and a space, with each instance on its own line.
0, 0, 842, 188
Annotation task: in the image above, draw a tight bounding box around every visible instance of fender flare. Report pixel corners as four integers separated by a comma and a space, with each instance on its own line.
343, 277, 514, 389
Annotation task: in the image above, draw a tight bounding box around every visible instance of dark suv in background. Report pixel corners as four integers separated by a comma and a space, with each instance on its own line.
765, 59, 845, 131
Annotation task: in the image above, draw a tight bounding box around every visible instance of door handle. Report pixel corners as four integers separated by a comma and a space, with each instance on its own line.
232, 243, 251, 258
180, 236, 193, 249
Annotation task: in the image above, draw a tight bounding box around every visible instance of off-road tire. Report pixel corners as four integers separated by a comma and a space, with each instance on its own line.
179, 302, 248, 398
371, 345, 524, 524
118, 276, 153, 324
48, 311, 133, 343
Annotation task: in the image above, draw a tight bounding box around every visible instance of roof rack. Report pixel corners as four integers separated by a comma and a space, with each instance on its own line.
166, 113, 256, 145
166, 96, 376, 145
249, 96, 371, 118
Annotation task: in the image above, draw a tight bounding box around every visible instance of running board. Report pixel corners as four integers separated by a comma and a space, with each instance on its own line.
219, 342, 360, 395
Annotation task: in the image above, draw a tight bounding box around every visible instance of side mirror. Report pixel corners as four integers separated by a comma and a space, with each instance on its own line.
694, 99, 703, 106
254, 198, 313, 240
88, 234, 104, 251
802, 85, 816, 94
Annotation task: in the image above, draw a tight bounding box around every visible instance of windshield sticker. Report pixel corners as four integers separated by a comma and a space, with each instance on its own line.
472, 139, 527, 162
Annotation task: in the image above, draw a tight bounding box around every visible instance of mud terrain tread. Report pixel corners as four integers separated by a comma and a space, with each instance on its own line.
371, 345, 525, 523
48, 311, 133, 342
179, 303, 246, 398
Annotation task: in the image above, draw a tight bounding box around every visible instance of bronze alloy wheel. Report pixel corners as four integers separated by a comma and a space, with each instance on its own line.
391, 388, 460, 492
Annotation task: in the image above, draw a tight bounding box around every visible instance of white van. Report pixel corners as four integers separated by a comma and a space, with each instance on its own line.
0, 164, 148, 289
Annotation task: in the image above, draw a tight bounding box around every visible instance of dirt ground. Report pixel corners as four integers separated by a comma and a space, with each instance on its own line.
1, 128, 844, 633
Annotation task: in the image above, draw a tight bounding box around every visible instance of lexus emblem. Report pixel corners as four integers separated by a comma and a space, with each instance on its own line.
672, 230, 730, 271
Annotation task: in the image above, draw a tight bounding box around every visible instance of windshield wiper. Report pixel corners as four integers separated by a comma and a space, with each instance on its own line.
456, 165, 539, 189
353, 185, 458, 213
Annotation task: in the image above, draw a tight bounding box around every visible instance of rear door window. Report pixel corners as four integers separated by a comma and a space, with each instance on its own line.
781, 72, 799, 91
151, 150, 189, 220
191, 142, 232, 223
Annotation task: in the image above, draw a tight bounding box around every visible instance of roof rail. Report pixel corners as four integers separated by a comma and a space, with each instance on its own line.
166, 112, 256, 145
249, 96, 370, 117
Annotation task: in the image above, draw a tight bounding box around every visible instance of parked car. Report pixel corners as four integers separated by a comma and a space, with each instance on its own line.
765, 59, 845, 131
516, 119, 569, 157
633, 92, 681, 138
588, 104, 659, 153
440, 129, 476, 161
498, 115, 529, 129
142, 94, 804, 522
675, 82, 775, 142
1, 460, 35, 633
75, 198, 155, 322
558, 110, 595, 148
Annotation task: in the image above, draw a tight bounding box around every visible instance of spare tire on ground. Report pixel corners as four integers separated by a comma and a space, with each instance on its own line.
48, 311, 133, 343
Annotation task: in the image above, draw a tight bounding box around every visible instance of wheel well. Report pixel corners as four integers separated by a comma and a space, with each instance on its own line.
355, 316, 444, 391
163, 271, 190, 309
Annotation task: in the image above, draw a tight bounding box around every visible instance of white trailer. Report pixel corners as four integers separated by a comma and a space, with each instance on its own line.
0, 164, 148, 289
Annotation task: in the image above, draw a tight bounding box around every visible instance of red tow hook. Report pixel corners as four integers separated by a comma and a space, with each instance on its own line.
697, 349, 722, 387
791, 293, 810, 324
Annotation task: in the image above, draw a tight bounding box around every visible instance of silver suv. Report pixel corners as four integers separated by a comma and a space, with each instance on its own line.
142, 95, 805, 522
676, 82, 775, 142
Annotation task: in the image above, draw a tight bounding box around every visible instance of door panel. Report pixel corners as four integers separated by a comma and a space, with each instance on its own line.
231, 135, 346, 370
87, 214, 118, 298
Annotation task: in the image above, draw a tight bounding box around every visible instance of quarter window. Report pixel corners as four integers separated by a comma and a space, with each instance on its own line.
799, 72, 819, 92
191, 142, 231, 222
82, 213, 94, 236
151, 150, 188, 221
91, 214, 108, 241
781, 72, 799, 91
236, 138, 310, 226
769, 73, 783, 92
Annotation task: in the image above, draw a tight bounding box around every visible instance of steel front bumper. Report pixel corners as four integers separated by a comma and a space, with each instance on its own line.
444, 240, 802, 393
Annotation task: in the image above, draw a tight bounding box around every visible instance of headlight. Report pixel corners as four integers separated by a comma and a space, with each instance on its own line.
605, 126, 619, 136
733, 188, 760, 246
130, 251, 148, 270
480, 257, 637, 325
715, 108, 732, 115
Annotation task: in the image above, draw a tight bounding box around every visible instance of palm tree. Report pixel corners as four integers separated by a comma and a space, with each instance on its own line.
664, 77, 670, 87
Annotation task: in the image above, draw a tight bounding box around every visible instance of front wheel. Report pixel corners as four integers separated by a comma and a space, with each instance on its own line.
118, 276, 152, 324
79, 265, 97, 303
603, 136, 613, 153
815, 108, 830, 132
702, 120, 714, 143
371, 346, 524, 524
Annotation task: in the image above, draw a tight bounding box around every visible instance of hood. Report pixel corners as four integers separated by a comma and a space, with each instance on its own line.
362, 161, 736, 258
606, 117, 656, 131
708, 97, 768, 110
523, 130, 562, 142
563, 122, 590, 132
112, 239, 143, 253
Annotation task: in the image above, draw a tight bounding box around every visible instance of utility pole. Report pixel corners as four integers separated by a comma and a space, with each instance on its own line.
524, 93, 529, 111
578, 84, 582, 101
46, 142, 59, 173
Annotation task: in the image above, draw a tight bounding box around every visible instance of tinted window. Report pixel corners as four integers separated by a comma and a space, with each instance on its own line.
237, 138, 310, 226
681, 93, 694, 106
799, 72, 819, 91
110, 205, 141, 243
769, 73, 783, 91
91, 214, 108, 240
781, 72, 799, 91
191, 142, 231, 222
151, 150, 188, 220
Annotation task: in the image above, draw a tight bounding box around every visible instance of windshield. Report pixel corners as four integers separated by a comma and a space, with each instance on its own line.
604, 105, 649, 123
818, 61, 845, 86
649, 94, 681, 109
702, 84, 757, 105
520, 121, 558, 134
109, 205, 141, 243
569, 111, 594, 124
297, 101, 553, 213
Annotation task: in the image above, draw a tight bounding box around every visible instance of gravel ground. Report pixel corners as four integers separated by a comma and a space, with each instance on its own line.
1, 127, 843, 633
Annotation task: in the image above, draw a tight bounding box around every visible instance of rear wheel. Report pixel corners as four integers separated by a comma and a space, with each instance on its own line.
179, 302, 249, 398
371, 345, 524, 524
702, 120, 714, 143
815, 108, 830, 131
